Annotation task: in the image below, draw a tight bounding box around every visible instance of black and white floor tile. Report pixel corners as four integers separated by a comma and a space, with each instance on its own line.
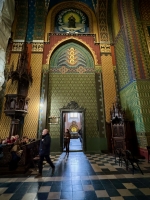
0, 150, 150, 200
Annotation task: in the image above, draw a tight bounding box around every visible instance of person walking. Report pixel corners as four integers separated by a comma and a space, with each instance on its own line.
35, 129, 55, 178
64, 129, 71, 156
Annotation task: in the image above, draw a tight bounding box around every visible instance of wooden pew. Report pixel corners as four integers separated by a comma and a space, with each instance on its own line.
0, 140, 40, 175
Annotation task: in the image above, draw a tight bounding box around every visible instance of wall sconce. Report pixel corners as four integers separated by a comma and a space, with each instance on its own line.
48, 116, 59, 124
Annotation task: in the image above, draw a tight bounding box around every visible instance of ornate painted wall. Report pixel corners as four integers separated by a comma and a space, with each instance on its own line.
48, 41, 101, 152
45, 2, 99, 42
113, 0, 150, 149
0, 51, 42, 139
112, 0, 120, 38
2, 0, 150, 156
55, 8, 89, 33
33, 0, 47, 40
23, 53, 42, 139
0, 53, 18, 139
14, 0, 47, 41
101, 55, 116, 122
14, 0, 28, 40
120, 80, 150, 148
49, 0, 98, 12
115, 30, 130, 89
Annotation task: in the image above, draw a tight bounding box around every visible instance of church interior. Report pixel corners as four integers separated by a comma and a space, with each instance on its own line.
0, 0, 150, 199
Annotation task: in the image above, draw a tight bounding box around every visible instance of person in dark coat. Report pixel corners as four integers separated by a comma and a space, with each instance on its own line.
35, 129, 55, 178
64, 129, 71, 155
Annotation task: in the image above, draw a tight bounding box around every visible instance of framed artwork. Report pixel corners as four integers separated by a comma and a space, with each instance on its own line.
48, 116, 59, 124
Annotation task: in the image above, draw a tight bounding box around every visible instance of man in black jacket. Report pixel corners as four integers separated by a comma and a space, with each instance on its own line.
35, 129, 55, 178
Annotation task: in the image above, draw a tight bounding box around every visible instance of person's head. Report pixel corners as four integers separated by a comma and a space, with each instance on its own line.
14, 134, 19, 140
66, 129, 69, 133
42, 129, 49, 136
10, 136, 15, 140
22, 136, 28, 143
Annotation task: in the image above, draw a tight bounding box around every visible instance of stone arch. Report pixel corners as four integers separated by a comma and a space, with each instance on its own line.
46, 37, 99, 66
45, 1, 99, 41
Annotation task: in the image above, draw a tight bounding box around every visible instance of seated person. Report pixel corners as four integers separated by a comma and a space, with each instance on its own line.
7, 136, 16, 144
9, 140, 22, 170
2, 137, 11, 144
21, 136, 29, 145
14, 134, 19, 142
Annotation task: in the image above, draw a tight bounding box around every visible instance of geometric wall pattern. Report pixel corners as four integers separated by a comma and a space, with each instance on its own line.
98, 0, 110, 42
139, 0, 150, 66
26, 0, 36, 42
33, 0, 47, 40
49, 0, 98, 12
15, 0, 47, 41
48, 73, 99, 139
45, 41, 103, 144
111, 0, 120, 38
120, 80, 150, 148
139, 0, 150, 21
0, 53, 42, 139
115, 31, 130, 89
23, 54, 42, 139
122, 0, 150, 80
0, 53, 19, 139
14, 0, 28, 40
115, 0, 150, 149
101, 55, 116, 122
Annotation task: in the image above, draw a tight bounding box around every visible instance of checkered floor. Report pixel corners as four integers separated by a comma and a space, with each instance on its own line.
0, 152, 150, 200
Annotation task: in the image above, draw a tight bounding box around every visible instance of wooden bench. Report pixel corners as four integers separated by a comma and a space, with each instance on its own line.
0, 140, 40, 175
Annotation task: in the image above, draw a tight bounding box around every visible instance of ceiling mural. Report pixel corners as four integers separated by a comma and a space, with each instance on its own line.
55, 8, 89, 33
49, 0, 98, 12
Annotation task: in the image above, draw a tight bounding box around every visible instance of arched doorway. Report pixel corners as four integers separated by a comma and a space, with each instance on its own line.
46, 41, 99, 152
60, 101, 85, 152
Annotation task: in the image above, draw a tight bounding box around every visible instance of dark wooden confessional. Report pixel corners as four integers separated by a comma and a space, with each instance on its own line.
109, 99, 139, 156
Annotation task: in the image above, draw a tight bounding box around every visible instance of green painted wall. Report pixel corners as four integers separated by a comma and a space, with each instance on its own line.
115, 32, 130, 89
113, 0, 150, 149
120, 80, 150, 148
48, 73, 104, 152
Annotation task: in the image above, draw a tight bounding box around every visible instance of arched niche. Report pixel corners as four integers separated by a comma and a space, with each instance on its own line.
50, 41, 95, 69
46, 37, 100, 66
45, 1, 99, 41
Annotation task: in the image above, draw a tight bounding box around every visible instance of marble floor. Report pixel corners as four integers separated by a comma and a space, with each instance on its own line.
68, 138, 82, 151
0, 152, 150, 200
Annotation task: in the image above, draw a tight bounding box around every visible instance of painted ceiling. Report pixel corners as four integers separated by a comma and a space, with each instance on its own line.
49, 0, 97, 11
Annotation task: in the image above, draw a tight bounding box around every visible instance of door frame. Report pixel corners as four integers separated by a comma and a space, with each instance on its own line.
59, 101, 85, 152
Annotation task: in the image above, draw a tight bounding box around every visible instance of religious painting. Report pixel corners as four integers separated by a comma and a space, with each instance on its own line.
55, 8, 89, 33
